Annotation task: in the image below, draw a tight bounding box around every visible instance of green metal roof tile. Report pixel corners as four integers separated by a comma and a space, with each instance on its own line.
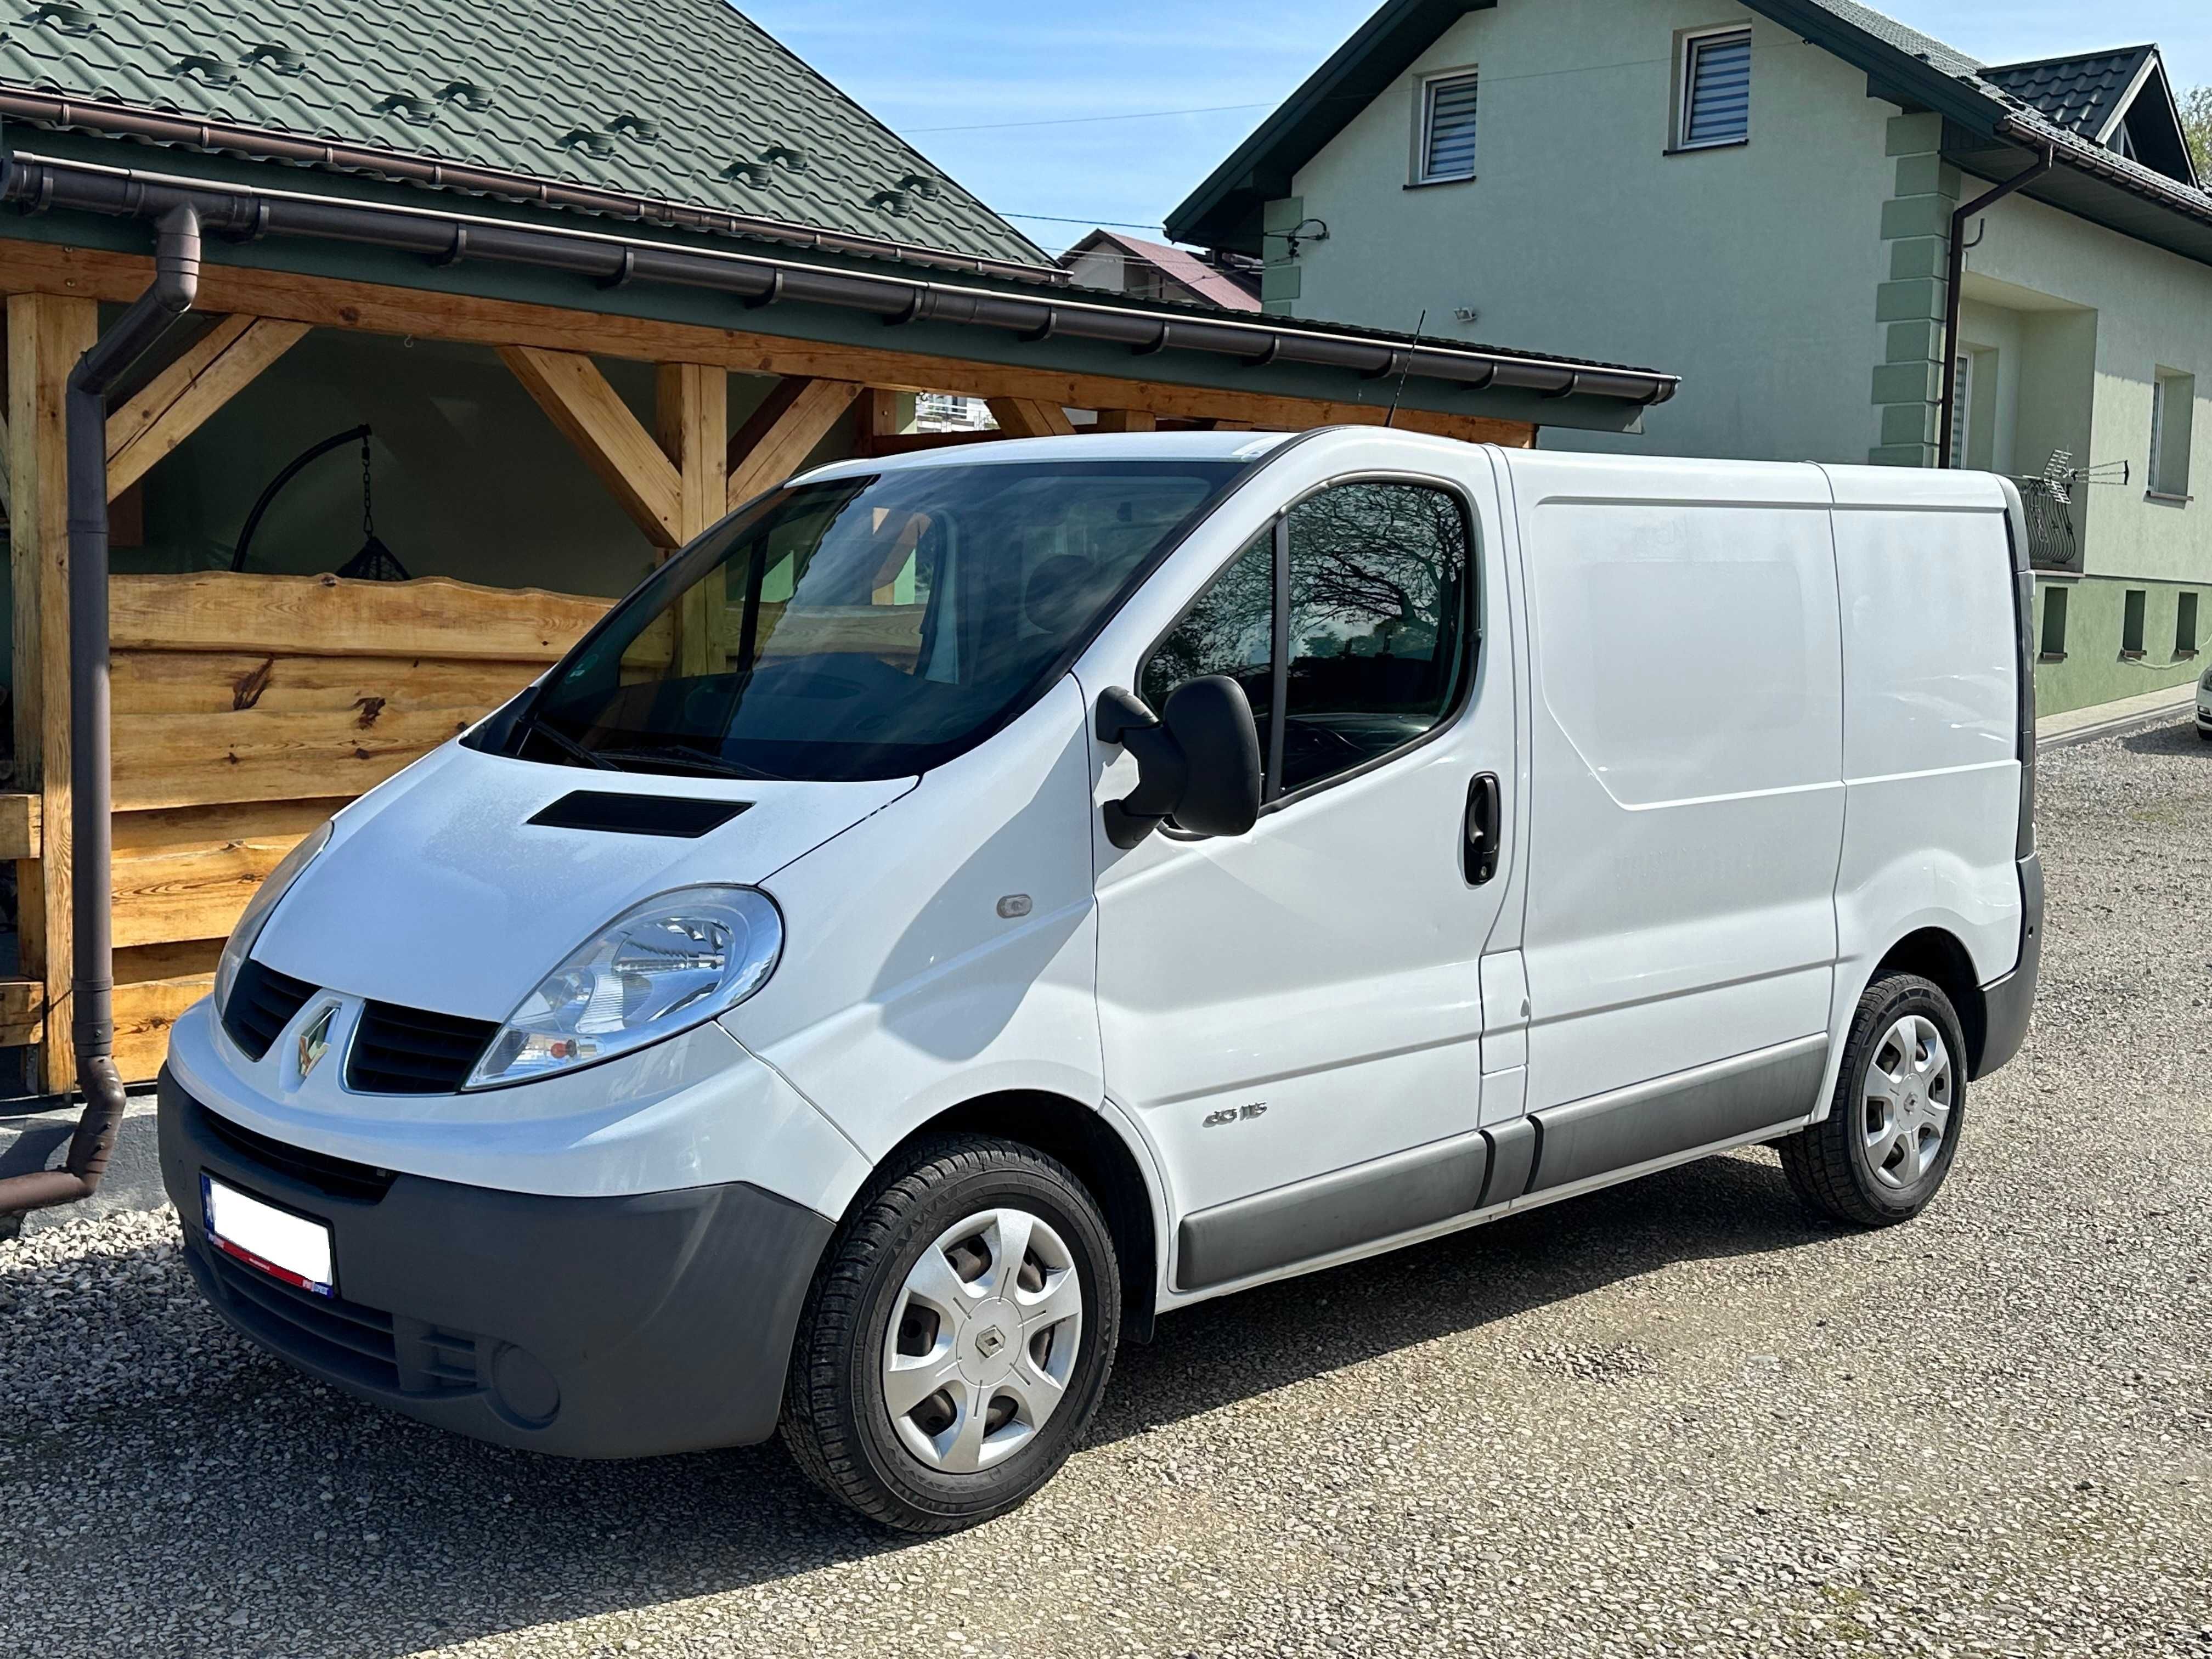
0, 0, 1054, 270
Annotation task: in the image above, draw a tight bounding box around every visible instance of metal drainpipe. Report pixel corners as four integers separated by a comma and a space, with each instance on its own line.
0, 204, 201, 1219
1938, 145, 2053, 467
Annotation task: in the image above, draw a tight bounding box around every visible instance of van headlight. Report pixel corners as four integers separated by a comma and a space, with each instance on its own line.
213, 820, 333, 1018
465, 886, 783, 1089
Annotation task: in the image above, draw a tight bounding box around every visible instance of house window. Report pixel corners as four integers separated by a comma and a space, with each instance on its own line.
2121, 589, 2147, 657
1416, 71, 1480, 183
1949, 353, 1974, 468
2178, 591, 2199, 657
2149, 369, 2194, 499
2039, 585, 2068, 659
1677, 27, 1752, 149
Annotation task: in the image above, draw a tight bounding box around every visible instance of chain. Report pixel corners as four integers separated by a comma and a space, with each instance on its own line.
360, 432, 375, 539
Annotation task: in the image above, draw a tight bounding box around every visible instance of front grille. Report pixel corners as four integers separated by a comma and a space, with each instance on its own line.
206, 1245, 482, 1399
221, 959, 317, 1060
347, 1001, 499, 1094
200, 1104, 396, 1205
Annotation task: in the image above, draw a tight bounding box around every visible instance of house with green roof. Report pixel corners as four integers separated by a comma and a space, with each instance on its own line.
0, 0, 1677, 1093
1169, 0, 2212, 721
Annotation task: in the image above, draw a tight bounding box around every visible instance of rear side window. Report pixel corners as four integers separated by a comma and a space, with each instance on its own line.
1144, 480, 1475, 804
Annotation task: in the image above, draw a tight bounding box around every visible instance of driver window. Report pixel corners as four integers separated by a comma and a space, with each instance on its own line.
1138, 483, 1473, 809
1141, 529, 1277, 795
1281, 481, 1471, 794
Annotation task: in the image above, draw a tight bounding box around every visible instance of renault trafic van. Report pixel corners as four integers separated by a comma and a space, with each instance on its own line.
159, 429, 2040, 1532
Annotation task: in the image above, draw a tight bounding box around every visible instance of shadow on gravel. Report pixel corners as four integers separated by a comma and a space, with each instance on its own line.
2, 1151, 1838, 1657
2115, 718, 2207, 756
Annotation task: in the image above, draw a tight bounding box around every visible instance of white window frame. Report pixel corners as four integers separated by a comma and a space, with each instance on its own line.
1949, 352, 1975, 469
2149, 368, 2194, 501
1675, 24, 1753, 151
1413, 67, 1481, 185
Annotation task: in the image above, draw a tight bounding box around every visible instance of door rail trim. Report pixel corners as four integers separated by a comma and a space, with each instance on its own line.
1526, 1033, 1829, 1194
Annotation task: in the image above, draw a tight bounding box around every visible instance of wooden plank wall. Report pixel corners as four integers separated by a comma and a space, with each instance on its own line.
95, 569, 616, 1077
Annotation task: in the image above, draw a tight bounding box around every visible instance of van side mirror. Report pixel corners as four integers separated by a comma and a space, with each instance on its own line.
1096, 679, 1263, 849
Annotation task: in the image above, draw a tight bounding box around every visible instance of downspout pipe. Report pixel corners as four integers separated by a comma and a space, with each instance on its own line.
1938, 145, 2053, 467
0, 204, 200, 1219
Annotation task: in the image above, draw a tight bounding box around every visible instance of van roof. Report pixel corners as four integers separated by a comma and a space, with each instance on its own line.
799, 429, 1303, 481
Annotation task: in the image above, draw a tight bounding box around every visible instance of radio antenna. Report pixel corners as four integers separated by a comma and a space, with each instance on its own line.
1384, 309, 1427, 428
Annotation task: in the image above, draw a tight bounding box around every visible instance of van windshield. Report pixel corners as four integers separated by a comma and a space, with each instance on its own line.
514, 459, 1245, 782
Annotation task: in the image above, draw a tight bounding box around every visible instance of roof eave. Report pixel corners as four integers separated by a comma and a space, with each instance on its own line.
0, 84, 1072, 287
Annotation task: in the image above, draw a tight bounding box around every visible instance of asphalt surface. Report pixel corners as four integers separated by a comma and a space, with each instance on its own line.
3, 719, 2208, 1658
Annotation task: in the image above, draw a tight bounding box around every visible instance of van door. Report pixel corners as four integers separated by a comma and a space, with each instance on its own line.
1085, 461, 1517, 1290
1504, 453, 1844, 1194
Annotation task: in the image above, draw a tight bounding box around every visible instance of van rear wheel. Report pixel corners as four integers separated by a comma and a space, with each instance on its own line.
1780, 972, 1967, 1227
780, 1134, 1121, 1532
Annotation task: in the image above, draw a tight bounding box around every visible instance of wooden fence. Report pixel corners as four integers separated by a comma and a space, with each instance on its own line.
7, 569, 617, 1078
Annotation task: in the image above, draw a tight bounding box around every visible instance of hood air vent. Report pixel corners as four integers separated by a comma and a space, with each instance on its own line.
527, 791, 752, 838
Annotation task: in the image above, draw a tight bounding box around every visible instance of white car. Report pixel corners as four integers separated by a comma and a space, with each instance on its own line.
159, 432, 2040, 1532
2198, 667, 2211, 740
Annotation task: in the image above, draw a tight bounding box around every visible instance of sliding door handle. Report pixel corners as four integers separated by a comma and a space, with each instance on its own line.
1464, 772, 1502, 885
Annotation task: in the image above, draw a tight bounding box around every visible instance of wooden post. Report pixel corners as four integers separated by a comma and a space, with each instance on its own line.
1093, 410, 1158, 433
656, 362, 729, 674
9, 293, 98, 1092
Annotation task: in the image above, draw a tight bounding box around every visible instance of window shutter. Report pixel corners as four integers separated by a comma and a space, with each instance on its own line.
1423, 74, 1479, 179
1683, 30, 1751, 146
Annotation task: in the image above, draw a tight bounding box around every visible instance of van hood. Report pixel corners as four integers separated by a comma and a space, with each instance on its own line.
252, 741, 914, 1022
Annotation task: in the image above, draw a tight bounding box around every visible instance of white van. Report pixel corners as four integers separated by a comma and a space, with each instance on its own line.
158, 430, 2040, 1531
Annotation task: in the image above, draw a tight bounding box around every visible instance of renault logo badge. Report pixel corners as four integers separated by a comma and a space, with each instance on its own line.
297, 1004, 337, 1079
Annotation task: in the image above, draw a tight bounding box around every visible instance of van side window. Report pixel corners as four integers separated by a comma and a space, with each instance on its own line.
1141, 529, 1278, 792
1139, 482, 1475, 809
1281, 482, 1471, 793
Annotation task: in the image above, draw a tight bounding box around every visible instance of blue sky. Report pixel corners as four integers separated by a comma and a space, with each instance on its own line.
740, 0, 2211, 255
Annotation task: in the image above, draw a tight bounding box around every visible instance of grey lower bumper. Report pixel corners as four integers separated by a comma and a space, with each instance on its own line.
1972, 851, 2042, 1080
159, 1070, 834, 1458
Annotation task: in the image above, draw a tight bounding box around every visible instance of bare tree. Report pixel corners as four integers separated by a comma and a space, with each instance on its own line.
2185, 84, 2212, 183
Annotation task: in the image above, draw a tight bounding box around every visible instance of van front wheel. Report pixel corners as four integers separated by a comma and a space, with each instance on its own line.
780, 1135, 1121, 1532
1781, 972, 1967, 1227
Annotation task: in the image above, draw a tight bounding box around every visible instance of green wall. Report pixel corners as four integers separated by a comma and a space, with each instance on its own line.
1277, 0, 1897, 464
2034, 573, 2208, 715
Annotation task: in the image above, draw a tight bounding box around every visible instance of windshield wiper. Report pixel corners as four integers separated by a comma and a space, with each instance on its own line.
591, 742, 786, 782
518, 711, 613, 771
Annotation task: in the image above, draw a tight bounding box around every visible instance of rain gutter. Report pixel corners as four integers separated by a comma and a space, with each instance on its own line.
0, 148, 1679, 410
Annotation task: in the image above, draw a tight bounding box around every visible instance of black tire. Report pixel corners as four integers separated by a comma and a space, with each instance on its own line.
1780, 972, 1967, 1228
780, 1134, 1121, 1532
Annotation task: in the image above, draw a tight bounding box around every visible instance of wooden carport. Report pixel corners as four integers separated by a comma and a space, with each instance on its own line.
0, 136, 1672, 1097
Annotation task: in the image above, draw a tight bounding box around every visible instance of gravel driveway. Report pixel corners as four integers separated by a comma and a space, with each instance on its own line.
4, 721, 2208, 1659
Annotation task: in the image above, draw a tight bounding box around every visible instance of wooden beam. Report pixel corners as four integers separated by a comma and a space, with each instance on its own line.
727, 377, 862, 511
986, 397, 1077, 439
498, 345, 684, 546
861, 387, 911, 442
0, 792, 40, 860
1093, 410, 1158, 433
657, 362, 729, 675
104, 317, 310, 498
110, 571, 612, 661
9, 291, 96, 1092
0, 242, 1537, 447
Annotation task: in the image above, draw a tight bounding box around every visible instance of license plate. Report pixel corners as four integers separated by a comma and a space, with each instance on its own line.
202, 1173, 335, 1297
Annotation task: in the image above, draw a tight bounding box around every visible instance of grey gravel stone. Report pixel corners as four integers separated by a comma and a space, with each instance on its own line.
2, 718, 2208, 1657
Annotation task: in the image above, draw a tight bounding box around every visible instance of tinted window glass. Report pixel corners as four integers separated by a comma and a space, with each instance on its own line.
522, 460, 1242, 781
1281, 482, 1471, 793
1139, 529, 1276, 792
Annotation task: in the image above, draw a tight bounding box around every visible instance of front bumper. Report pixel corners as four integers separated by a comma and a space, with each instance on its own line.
159, 1070, 834, 1458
